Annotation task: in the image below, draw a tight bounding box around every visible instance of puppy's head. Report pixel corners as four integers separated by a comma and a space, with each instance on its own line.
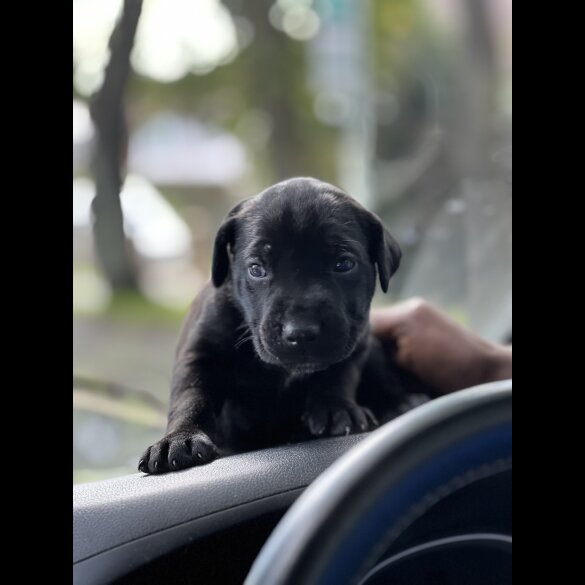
212, 178, 401, 375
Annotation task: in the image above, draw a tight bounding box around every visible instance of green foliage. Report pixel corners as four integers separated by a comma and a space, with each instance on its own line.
106, 290, 186, 325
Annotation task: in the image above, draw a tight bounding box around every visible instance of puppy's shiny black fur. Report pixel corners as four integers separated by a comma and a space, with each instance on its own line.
139, 178, 435, 474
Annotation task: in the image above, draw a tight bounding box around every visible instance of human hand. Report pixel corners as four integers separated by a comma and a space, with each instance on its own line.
370, 298, 512, 394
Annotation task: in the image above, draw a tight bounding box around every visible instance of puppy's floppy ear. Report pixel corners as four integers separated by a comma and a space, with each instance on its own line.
363, 210, 402, 293
212, 200, 248, 287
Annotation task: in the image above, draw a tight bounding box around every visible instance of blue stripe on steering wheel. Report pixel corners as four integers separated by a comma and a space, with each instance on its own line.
318, 422, 512, 585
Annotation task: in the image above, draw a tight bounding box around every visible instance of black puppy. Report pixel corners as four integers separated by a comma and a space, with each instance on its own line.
139, 178, 433, 474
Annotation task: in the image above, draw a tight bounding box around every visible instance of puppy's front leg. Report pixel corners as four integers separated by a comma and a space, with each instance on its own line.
138, 353, 220, 474
302, 360, 378, 438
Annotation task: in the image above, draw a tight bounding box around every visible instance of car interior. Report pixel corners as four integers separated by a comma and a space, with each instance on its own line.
73, 380, 512, 585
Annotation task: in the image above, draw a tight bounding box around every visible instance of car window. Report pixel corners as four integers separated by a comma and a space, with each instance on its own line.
73, 0, 511, 483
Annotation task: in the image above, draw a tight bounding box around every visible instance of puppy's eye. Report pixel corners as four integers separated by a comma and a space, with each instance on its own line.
334, 256, 356, 272
249, 264, 267, 278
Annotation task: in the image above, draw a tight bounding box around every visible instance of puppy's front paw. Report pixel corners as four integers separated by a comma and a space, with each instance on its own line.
138, 431, 218, 474
302, 399, 379, 438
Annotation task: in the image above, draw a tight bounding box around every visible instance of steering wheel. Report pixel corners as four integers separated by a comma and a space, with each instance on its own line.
245, 380, 512, 585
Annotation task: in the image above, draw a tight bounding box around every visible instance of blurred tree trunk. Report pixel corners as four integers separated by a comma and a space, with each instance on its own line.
245, 0, 303, 179
458, 0, 496, 177
224, 0, 315, 180
90, 0, 142, 292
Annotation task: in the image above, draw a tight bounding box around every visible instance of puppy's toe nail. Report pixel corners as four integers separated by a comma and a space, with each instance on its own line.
171, 459, 178, 469
360, 423, 367, 431
138, 459, 147, 472
154, 461, 159, 471
344, 426, 351, 436
196, 451, 204, 460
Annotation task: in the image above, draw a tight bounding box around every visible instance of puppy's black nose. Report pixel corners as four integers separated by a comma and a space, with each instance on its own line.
282, 320, 320, 345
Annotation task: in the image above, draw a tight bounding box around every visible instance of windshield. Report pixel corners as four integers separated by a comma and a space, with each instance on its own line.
73, 0, 511, 484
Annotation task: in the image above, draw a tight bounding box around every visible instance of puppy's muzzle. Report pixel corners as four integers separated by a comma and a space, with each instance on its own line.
260, 295, 352, 369
282, 318, 321, 347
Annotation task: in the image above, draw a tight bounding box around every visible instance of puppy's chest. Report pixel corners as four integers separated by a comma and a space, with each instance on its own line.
218, 362, 307, 450
220, 354, 304, 414
224, 362, 305, 408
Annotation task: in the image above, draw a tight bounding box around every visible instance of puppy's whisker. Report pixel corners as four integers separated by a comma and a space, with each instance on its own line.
235, 326, 252, 343
235, 328, 251, 342
234, 335, 255, 350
